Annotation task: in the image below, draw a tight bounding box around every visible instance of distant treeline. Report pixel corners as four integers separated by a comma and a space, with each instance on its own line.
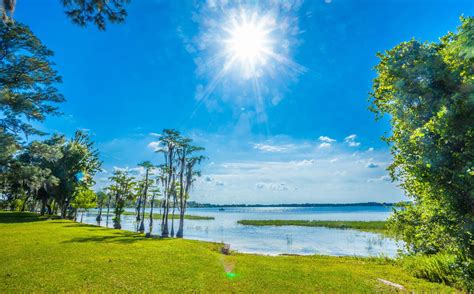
186, 201, 399, 208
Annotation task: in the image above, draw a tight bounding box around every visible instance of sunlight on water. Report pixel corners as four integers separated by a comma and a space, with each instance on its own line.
82, 206, 401, 257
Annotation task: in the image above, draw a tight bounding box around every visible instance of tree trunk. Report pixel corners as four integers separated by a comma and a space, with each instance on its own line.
20, 193, 30, 212
80, 210, 84, 223
40, 198, 47, 216
170, 196, 176, 237
96, 205, 102, 222
161, 197, 169, 237
149, 192, 155, 233
138, 169, 149, 233
136, 193, 142, 221
176, 211, 185, 238
106, 194, 111, 227
46, 203, 52, 215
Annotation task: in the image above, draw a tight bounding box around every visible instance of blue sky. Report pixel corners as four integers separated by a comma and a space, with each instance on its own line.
16, 0, 473, 204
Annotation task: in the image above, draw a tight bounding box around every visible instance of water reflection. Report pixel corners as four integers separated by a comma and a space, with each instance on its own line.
81, 206, 401, 257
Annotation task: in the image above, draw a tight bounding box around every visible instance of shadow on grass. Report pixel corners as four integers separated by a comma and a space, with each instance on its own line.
61, 231, 175, 245
0, 212, 53, 223
61, 235, 144, 244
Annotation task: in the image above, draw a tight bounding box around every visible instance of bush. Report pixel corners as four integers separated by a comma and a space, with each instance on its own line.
399, 253, 472, 290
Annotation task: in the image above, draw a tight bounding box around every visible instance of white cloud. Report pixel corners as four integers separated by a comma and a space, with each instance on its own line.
147, 141, 160, 151
318, 142, 331, 149
149, 132, 161, 137
94, 133, 403, 204
318, 136, 336, 143
344, 134, 361, 147
253, 143, 296, 153
194, 146, 403, 204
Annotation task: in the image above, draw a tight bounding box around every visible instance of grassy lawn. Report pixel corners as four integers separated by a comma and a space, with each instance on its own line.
238, 220, 389, 235
0, 212, 453, 293
121, 211, 214, 220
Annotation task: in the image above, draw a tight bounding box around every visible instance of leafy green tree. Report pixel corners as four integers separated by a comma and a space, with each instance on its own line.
71, 186, 96, 223
153, 129, 205, 238
108, 169, 135, 229
0, 21, 63, 142
156, 129, 181, 237
176, 140, 205, 238
49, 131, 101, 218
370, 17, 473, 289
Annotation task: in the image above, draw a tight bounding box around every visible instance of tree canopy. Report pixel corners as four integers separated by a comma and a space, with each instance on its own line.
1, 0, 130, 30
0, 21, 64, 139
370, 16, 473, 289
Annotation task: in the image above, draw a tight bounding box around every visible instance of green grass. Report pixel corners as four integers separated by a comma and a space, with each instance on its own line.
0, 212, 453, 293
121, 211, 214, 220
237, 220, 388, 234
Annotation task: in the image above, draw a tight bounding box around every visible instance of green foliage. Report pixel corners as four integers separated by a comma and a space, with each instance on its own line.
237, 220, 388, 235
62, 0, 130, 30
370, 17, 474, 289
0, 21, 64, 138
1, 1, 130, 30
71, 186, 96, 210
0, 212, 455, 292
155, 129, 206, 238
50, 131, 102, 217
398, 253, 472, 290
107, 169, 135, 228
95, 191, 107, 207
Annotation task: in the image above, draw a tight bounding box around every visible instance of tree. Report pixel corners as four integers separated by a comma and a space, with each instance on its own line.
147, 185, 160, 235
95, 191, 107, 222
51, 131, 101, 218
156, 129, 181, 238
175, 140, 205, 238
137, 161, 154, 233
0, 21, 64, 140
71, 186, 96, 222
154, 129, 205, 238
370, 17, 473, 289
108, 169, 135, 229
1, 0, 130, 30
104, 187, 113, 227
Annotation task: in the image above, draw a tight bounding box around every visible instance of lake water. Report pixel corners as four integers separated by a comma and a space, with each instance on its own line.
81, 206, 401, 257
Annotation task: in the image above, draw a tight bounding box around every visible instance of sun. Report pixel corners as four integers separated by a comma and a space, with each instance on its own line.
223, 11, 274, 78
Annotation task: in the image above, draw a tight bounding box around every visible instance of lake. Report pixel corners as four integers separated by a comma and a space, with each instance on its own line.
81, 206, 401, 257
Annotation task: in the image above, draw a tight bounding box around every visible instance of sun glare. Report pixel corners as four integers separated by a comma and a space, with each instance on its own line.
223, 11, 274, 78
193, 5, 304, 109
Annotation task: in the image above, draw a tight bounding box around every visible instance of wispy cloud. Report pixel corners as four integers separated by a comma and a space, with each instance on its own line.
253, 143, 296, 153
318, 136, 336, 143
344, 134, 361, 147
318, 142, 331, 149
